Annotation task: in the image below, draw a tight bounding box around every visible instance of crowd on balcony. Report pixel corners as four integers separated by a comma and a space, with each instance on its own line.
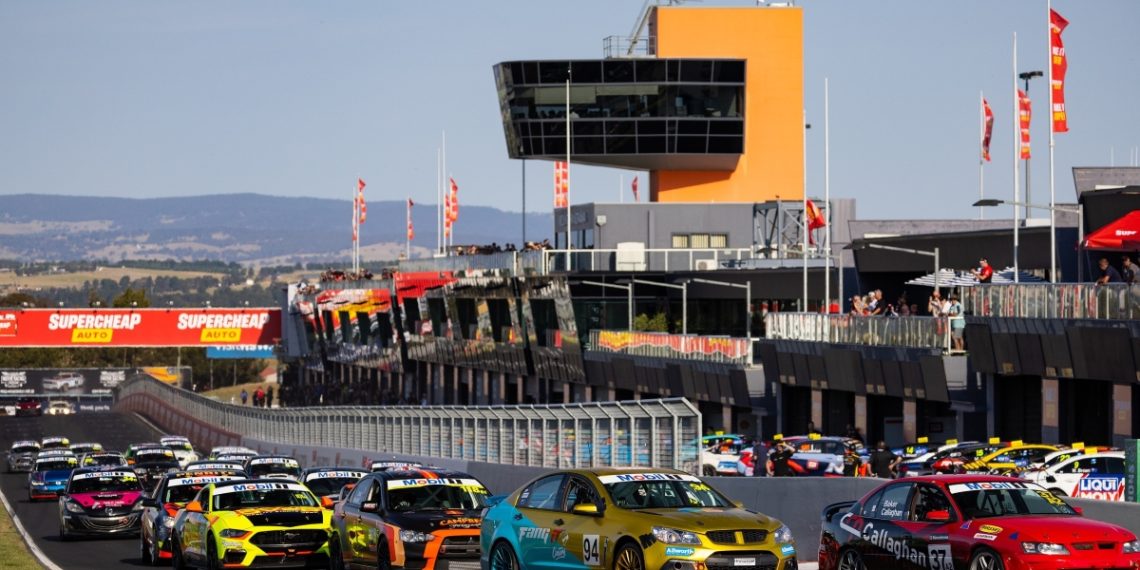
450, 239, 552, 256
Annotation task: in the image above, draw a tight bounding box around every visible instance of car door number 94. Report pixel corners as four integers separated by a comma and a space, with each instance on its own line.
582, 535, 601, 566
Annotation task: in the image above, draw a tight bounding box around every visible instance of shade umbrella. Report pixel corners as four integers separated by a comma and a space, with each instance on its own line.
1082, 210, 1140, 250
991, 267, 1047, 283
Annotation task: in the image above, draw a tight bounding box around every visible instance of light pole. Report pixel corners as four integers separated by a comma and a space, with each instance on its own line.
579, 280, 633, 333
853, 243, 941, 292
1018, 70, 1044, 219
618, 278, 688, 335
973, 198, 1083, 282
685, 277, 752, 341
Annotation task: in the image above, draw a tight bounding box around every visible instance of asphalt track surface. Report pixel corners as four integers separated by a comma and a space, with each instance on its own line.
1, 412, 165, 569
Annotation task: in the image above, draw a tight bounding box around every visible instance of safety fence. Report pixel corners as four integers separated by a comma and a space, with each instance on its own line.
587, 329, 753, 366
397, 247, 763, 276
963, 283, 1140, 320
115, 376, 703, 473
764, 313, 952, 351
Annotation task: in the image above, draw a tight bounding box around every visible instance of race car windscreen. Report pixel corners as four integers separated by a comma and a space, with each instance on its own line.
949, 482, 1076, 517
304, 475, 363, 497
36, 459, 77, 471
69, 472, 142, 494
11, 444, 39, 454
165, 484, 210, 504
600, 474, 731, 509
248, 462, 301, 478
385, 478, 490, 512
85, 455, 125, 467
211, 482, 318, 510
164, 441, 193, 452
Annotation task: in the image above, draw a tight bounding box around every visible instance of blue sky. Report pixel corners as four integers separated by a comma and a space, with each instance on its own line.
2, 1, 1137, 221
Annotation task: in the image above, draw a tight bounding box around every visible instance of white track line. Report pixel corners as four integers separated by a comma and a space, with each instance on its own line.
132, 411, 168, 436
0, 482, 66, 570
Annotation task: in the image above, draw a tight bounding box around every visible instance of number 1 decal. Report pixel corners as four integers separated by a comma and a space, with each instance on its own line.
582, 535, 601, 566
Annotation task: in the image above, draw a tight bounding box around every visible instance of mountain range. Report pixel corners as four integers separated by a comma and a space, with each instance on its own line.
0, 194, 552, 263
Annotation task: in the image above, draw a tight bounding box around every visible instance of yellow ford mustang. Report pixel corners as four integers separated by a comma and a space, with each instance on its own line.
481, 467, 797, 570
169, 479, 333, 569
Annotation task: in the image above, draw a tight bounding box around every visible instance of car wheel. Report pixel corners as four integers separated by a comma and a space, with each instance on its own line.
58, 525, 69, 542
377, 546, 392, 570
328, 533, 346, 570
969, 547, 1004, 570
838, 549, 865, 570
171, 533, 187, 570
614, 543, 645, 570
489, 541, 519, 570
702, 465, 716, 476
1049, 488, 1067, 497
207, 536, 221, 570
141, 532, 153, 565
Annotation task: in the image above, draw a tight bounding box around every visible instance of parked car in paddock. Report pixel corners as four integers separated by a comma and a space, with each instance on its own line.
298, 467, 368, 501
139, 469, 245, 564
700, 434, 748, 476
29, 454, 79, 500
160, 435, 200, 468
58, 468, 145, 539
329, 469, 489, 569
784, 436, 866, 477
1021, 451, 1127, 501
69, 442, 104, 455
482, 468, 797, 570
80, 451, 128, 468
1022, 446, 1116, 477
959, 444, 1058, 475
169, 479, 333, 568
7, 440, 41, 473
244, 455, 302, 481
898, 441, 984, 477
930, 442, 1009, 474
818, 475, 1140, 570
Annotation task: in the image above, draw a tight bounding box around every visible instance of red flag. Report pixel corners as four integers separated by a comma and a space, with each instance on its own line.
448, 178, 459, 222
444, 190, 452, 235
805, 200, 826, 246
356, 178, 367, 224
407, 198, 415, 241
357, 178, 366, 191
1050, 8, 1069, 133
631, 176, 640, 202
553, 162, 568, 208
1018, 89, 1032, 160
982, 98, 994, 162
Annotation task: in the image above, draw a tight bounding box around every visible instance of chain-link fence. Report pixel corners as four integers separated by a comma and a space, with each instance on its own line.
115, 376, 704, 473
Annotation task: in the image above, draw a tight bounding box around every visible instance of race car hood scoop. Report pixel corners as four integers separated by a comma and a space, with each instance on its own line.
1010, 515, 1134, 541
237, 508, 323, 527
638, 507, 772, 529
387, 510, 483, 531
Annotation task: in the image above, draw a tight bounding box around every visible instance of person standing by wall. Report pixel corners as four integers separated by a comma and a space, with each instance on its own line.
868, 440, 900, 479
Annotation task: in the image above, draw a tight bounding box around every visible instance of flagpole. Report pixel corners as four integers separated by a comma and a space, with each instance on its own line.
979, 91, 985, 220
436, 146, 442, 256
802, 107, 808, 311
824, 77, 831, 311
565, 66, 572, 271
406, 198, 411, 259
1047, 0, 1057, 282
443, 131, 448, 255
1012, 32, 1020, 283
620, 174, 624, 204
352, 179, 357, 274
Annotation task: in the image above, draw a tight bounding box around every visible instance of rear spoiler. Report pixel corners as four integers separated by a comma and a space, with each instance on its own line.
821, 500, 856, 523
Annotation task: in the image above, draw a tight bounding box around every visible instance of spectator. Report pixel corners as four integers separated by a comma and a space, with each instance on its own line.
240, 389, 248, 406
947, 293, 965, 351
751, 438, 770, 477
868, 440, 901, 479
842, 443, 862, 477
971, 258, 994, 283
850, 295, 865, 316
266, 387, 274, 408
1096, 258, 1123, 285
927, 291, 946, 316
770, 441, 795, 477
1122, 256, 1137, 285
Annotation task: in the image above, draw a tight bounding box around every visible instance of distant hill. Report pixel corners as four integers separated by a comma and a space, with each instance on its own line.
0, 194, 553, 263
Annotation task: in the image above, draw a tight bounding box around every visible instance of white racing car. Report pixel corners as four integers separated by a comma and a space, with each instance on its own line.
1021, 450, 1127, 501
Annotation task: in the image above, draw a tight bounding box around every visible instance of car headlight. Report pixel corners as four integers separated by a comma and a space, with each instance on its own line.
1021, 542, 1070, 555
773, 524, 794, 545
64, 501, 86, 514
1122, 540, 1140, 554
651, 526, 701, 545
399, 530, 435, 543
218, 528, 250, 539
132, 500, 144, 511
163, 516, 175, 529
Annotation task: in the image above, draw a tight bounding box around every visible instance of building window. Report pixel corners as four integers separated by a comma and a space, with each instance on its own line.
690, 234, 710, 249
710, 234, 728, 248
672, 234, 690, 248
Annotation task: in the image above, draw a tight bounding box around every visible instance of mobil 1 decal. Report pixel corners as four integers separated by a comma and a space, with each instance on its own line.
839, 513, 952, 570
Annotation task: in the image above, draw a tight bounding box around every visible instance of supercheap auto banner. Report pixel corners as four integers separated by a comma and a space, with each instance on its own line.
595, 330, 750, 360
0, 308, 281, 347
0, 367, 192, 396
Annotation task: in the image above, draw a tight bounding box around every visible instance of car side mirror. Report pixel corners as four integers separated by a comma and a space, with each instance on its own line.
572, 503, 602, 517
925, 510, 952, 523
360, 501, 380, 513
1073, 506, 1083, 516
185, 501, 204, 513
141, 498, 159, 508
733, 500, 745, 509
1045, 475, 1057, 483
321, 496, 335, 510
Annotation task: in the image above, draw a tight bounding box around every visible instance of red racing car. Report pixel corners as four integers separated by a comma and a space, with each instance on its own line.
819, 475, 1140, 570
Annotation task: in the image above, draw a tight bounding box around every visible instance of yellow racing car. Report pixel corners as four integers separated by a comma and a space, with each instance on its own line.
481, 467, 797, 570
169, 479, 333, 569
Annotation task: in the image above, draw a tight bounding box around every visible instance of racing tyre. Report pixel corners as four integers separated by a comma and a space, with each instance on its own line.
489, 541, 519, 570
702, 465, 716, 476
1049, 488, 1067, 497
328, 534, 346, 570
969, 547, 1004, 570
838, 549, 865, 570
614, 543, 645, 570
58, 525, 69, 542
207, 536, 221, 570
171, 534, 187, 570
140, 532, 153, 565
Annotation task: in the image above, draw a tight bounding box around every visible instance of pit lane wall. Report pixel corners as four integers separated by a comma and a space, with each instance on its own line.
114, 377, 1140, 563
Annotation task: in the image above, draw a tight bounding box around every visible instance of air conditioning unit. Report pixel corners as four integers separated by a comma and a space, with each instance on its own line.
695, 259, 719, 271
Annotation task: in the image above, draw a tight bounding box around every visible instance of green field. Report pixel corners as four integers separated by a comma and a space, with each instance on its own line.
0, 499, 40, 569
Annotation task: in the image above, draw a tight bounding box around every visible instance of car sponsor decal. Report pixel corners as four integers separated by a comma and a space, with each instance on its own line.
188, 463, 241, 470
72, 470, 136, 481
1074, 475, 1126, 501
214, 482, 305, 494
859, 522, 935, 567
596, 473, 701, 484
974, 533, 997, 541
232, 506, 319, 516
838, 512, 865, 537
439, 517, 481, 528
385, 478, 487, 493
780, 544, 796, 556
948, 481, 1031, 493
977, 524, 1003, 534
249, 457, 299, 466
552, 546, 567, 561
733, 557, 756, 566
927, 544, 953, 570
518, 527, 550, 542
1034, 489, 1067, 506
169, 476, 242, 487
306, 470, 366, 480
665, 546, 695, 557
878, 498, 906, 519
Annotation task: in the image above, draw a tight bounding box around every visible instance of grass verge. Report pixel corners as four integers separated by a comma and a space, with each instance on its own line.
0, 495, 42, 569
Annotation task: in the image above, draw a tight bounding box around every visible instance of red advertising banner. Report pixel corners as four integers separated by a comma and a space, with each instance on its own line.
1050, 8, 1069, 133
0, 308, 281, 347
981, 98, 994, 162
1018, 89, 1032, 160
595, 330, 750, 360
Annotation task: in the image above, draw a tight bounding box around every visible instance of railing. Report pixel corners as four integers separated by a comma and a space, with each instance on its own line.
963, 283, 1140, 320
602, 35, 656, 59
115, 376, 703, 473
765, 313, 952, 351
587, 329, 753, 366
396, 247, 777, 276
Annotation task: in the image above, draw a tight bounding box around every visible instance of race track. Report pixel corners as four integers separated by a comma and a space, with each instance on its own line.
1, 412, 165, 569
